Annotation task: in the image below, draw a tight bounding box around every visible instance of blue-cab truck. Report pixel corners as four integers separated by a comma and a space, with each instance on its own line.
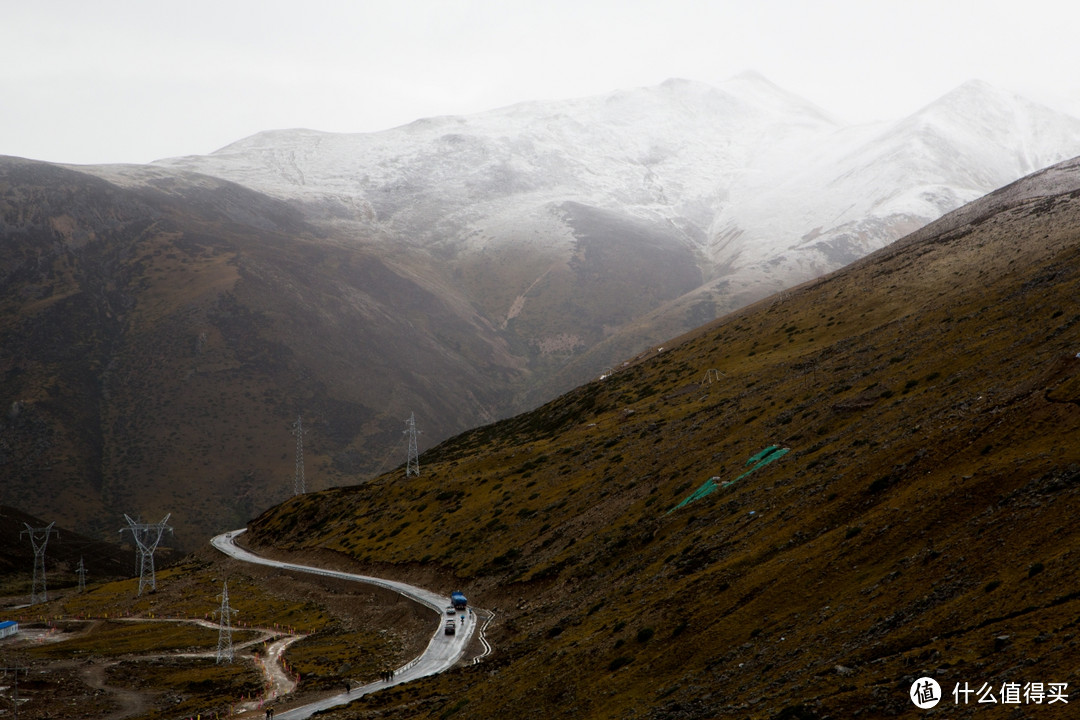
451, 591, 467, 611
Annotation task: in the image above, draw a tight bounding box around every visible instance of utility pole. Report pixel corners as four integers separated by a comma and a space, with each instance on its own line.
120, 514, 172, 595
20, 522, 57, 605
76, 557, 87, 593
292, 415, 306, 495
0, 662, 27, 720
215, 581, 237, 664
404, 412, 421, 478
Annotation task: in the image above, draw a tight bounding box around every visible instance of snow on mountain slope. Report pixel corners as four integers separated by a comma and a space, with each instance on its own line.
153, 75, 1080, 266
135, 74, 1080, 392
708, 80, 1080, 269
154, 74, 838, 247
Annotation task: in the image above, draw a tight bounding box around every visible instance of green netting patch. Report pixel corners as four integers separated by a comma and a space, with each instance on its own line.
668, 445, 790, 513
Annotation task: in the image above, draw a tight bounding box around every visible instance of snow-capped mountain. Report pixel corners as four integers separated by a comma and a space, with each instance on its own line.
153, 73, 839, 252
105, 73, 1080, 396
8, 75, 1080, 544
154, 72, 1080, 256
688, 78, 1080, 319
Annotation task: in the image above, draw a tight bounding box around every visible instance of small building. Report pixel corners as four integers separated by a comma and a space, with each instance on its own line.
0, 621, 18, 639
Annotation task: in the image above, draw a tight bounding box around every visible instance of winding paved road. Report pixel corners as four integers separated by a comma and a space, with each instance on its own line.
211, 529, 477, 719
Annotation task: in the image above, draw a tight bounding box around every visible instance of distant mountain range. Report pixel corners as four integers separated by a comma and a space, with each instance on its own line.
1, 73, 1079, 547
145, 73, 1080, 373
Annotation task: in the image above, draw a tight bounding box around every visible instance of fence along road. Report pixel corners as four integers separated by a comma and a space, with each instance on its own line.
211, 529, 477, 719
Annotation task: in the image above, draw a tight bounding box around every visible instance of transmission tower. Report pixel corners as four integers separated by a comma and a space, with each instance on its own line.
701, 368, 726, 386
404, 412, 421, 478
0, 662, 27, 720
215, 580, 238, 664
120, 514, 172, 595
76, 556, 87, 593
20, 522, 58, 605
292, 415, 306, 495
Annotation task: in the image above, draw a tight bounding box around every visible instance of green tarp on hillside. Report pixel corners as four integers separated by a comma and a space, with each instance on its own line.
668, 445, 790, 513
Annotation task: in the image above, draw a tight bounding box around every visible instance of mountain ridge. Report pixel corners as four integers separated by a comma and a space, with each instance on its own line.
242, 153, 1080, 719
3, 75, 1080, 552
142, 74, 1080, 361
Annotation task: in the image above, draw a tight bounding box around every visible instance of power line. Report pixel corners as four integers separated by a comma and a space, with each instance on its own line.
292, 415, 306, 495
369, 433, 403, 480
20, 522, 58, 605
120, 514, 172, 596
0, 662, 27, 720
700, 368, 726, 386
215, 580, 237, 664
404, 412, 421, 478
76, 557, 87, 593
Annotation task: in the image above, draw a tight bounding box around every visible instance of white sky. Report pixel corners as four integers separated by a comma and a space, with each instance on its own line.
3, 0, 1080, 165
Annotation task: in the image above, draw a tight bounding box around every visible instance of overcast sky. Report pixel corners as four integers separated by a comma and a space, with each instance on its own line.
4, 0, 1080, 166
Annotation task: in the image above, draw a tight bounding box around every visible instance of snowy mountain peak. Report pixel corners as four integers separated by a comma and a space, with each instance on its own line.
731, 68, 772, 83
912, 77, 1065, 129
212, 127, 333, 155
657, 76, 712, 92
883, 77, 1080, 185
720, 70, 839, 125
144, 76, 1080, 340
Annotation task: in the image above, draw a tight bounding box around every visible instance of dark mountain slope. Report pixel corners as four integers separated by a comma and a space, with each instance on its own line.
0, 157, 524, 548
244, 158, 1080, 718
0, 506, 130, 595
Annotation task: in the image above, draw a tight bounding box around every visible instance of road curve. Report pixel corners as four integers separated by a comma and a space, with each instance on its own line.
212, 529, 477, 719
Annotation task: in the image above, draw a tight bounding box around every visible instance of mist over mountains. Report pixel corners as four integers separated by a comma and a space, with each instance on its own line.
144, 72, 1080, 378
2, 73, 1079, 546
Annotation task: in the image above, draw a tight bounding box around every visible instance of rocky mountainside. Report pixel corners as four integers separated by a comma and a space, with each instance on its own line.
244, 156, 1080, 718
2, 76, 1079, 551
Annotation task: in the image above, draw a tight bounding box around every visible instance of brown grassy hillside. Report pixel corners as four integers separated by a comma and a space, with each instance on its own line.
244, 160, 1080, 718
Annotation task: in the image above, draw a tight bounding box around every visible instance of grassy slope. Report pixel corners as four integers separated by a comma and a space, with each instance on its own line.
245, 175, 1080, 718
244, 182, 1080, 717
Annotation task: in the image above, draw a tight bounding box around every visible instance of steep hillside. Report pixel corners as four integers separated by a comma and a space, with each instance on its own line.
245, 158, 1080, 718
0, 157, 523, 548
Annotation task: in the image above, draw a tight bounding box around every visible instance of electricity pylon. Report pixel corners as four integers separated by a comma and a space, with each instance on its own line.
20, 522, 57, 605
701, 368, 726, 386
292, 415, 306, 495
120, 514, 172, 595
404, 412, 421, 478
0, 663, 27, 720
76, 556, 87, 593
215, 580, 237, 664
